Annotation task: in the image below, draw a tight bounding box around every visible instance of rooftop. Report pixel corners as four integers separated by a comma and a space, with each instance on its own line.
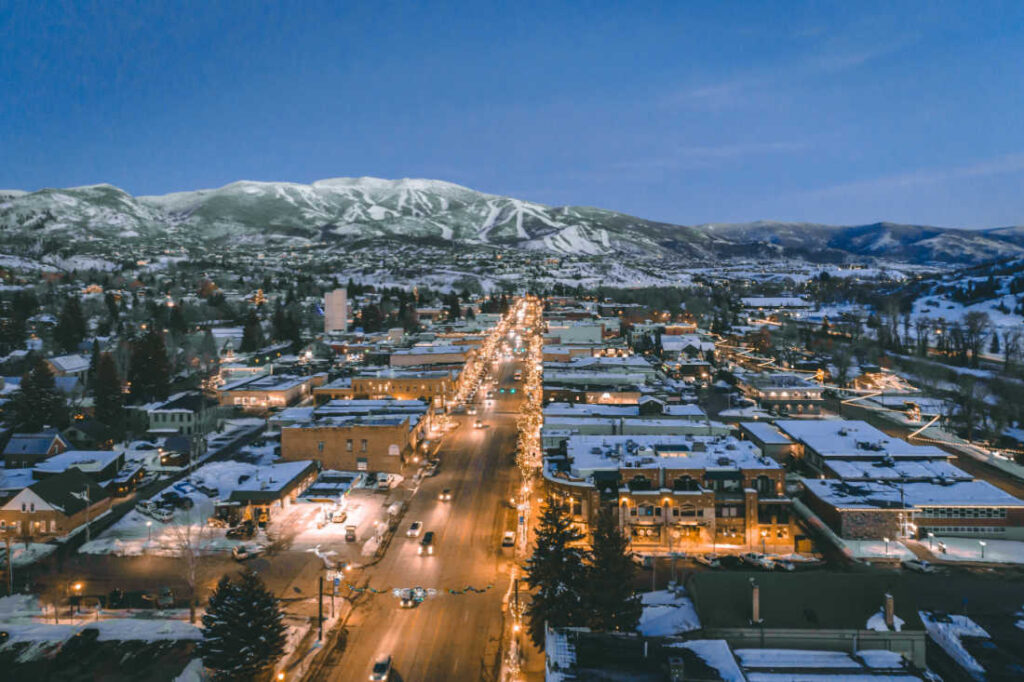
803, 477, 1024, 510
776, 419, 949, 459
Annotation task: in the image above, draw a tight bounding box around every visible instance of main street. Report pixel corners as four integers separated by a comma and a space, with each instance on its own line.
308, 346, 526, 681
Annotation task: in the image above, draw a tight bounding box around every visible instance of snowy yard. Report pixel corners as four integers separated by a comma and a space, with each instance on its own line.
637, 589, 701, 636
844, 539, 915, 561
909, 537, 1024, 564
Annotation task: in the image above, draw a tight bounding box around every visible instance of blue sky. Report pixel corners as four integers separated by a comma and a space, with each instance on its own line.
2, 1, 1022, 227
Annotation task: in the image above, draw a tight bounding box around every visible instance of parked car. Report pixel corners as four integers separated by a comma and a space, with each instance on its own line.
740, 553, 776, 570
232, 544, 264, 561
438, 489, 452, 502
774, 558, 796, 572
502, 530, 516, 547
901, 558, 936, 574
156, 587, 175, 608
135, 500, 157, 516
424, 461, 439, 477
695, 554, 722, 569
419, 531, 435, 556
406, 521, 423, 538
369, 655, 392, 681
150, 507, 174, 523
345, 525, 358, 542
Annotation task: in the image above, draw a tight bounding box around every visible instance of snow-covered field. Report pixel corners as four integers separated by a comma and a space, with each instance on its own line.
844, 539, 915, 561
909, 537, 1024, 564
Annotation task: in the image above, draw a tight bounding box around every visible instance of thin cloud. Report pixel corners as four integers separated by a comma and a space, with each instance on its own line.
608, 140, 807, 172
802, 153, 1024, 199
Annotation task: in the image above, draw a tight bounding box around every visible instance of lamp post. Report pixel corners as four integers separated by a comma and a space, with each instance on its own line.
146, 520, 153, 545
979, 541, 987, 560
927, 532, 934, 550
760, 529, 767, 555
883, 537, 890, 557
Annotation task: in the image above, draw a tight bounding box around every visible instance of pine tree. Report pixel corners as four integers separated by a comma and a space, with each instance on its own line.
88, 339, 101, 389
94, 352, 125, 440
169, 302, 188, 335
54, 296, 87, 352
524, 500, 589, 649
199, 571, 287, 681
129, 328, 171, 402
12, 356, 68, 431
584, 506, 641, 632
239, 309, 264, 352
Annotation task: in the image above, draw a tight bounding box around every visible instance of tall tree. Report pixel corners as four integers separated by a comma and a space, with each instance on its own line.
54, 296, 87, 352
199, 570, 287, 681
239, 309, 264, 352
129, 328, 171, 402
11, 356, 68, 431
584, 506, 641, 632
94, 352, 125, 440
524, 500, 589, 649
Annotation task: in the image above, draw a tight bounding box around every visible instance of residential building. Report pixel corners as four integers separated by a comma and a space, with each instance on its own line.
0, 468, 111, 540
3, 430, 70, 469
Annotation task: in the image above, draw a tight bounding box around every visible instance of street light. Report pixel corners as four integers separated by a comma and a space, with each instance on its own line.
760, 529, 767, 554
147, 520, 153, 545
927, 531, 934, 550
979, 540, 987, 560
883, 537, 890, 557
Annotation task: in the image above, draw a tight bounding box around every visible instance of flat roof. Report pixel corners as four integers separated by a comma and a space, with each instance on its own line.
740, 421, 794, 445
803, 477, 1024, 509
562, 434, 778, 477
776, 419, 948, 459
33, 449, 123, 473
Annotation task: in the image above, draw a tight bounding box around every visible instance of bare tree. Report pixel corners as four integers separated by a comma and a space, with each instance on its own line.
914, 317, 931, 356
170, 510, 213, 624
963, 311, 990, 368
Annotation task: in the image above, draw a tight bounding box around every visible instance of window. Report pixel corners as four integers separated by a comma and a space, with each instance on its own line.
21, 503, 25, 512
317, 441, 325, 453
356, 457, 368, 471
29, 503, 34, 512
346, 439, 353, 452
360, 439, 368, 452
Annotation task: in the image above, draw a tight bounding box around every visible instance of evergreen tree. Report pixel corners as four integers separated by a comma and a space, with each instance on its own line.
199, 571, 287, 681
11, 356, 68, 431
445, 292, 461, 320
524, 500, 589, 649
0, 316, 26, 354
129, 328, 171, 402
200, 329, 219, 369
54, 296, 87, 352
239, 309, 265, 352
88, 339, 101, 389
584, 506, 641, 632
169, 301, 188, 335
94, 352, 125, 440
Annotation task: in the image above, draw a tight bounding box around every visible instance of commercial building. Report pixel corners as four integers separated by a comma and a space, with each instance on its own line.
217, 373, 327, 412
544, 434, 796, 553
734, 372, 825, 414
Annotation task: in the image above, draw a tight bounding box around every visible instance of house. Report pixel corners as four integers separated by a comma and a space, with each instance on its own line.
0, 468, 111, 540
46, 354, 90, 380
3, 430, 70, 469
31, 449, 126, 484
64, 419, 113, 449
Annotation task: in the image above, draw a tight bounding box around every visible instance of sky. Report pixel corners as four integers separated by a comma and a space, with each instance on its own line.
2, 1, 1023, 228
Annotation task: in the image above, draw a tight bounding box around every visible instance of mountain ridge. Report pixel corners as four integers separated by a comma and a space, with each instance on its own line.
1, 177, 1022, 264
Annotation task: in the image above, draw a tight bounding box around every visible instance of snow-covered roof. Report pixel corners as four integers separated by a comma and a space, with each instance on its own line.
803, 477, 1024, 510
776, 419, 949, 459
561, 434, 778, 478
33, 449, 123, 474
47, 353, 90, 374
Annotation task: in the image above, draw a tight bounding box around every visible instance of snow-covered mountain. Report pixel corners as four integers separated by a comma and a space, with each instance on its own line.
1, 178, 1022, 264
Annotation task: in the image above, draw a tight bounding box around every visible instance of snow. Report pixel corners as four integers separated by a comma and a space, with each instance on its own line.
908, 537, 1024, 564
637, 589, 701, 636
173, 659, 204, 682
866, 607, 905, 632
920, 611, 989, 681
670, 640, 744, 682
843, 539, 915, 560
0, 542, 57, 567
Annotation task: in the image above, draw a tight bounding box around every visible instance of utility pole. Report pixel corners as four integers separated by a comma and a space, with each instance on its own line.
318, 575, 324, 641
4, 534, 12, 595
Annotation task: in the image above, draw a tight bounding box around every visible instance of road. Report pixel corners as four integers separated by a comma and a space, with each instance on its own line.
310, 357, 525, 681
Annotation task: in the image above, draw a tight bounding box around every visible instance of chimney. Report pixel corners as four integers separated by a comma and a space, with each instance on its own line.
751, 579, 762, 624
884, 593, 895, 630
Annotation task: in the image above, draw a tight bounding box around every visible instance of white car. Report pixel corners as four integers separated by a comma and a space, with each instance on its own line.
901, 558, 936, 574
150, 507, 174, 523
695, 554, 721, 569
232, 543, 265, 561
369, 655, 392, 680
740, 552, 776, 570
406, 521, 423, 538
135, 500, 157, 516
502, 530, 516, 547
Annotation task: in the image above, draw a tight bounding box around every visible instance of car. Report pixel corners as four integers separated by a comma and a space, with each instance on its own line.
438, 489, 452, 501
150, 507, 174, 523
774, 558, 796, 572
345, 525, 358, 542
399, 589, 416, 608
502, 530, 516, 547
156, 586, 175, 608
695, 554, 722, 569
740, 553, 776, 570
424, 461, 439, 477
419, 531, 435, 555
467, 406, 477, 415
369, 655, 392, 680
406, 521, 423, 538
473, 420, 483, 429
232, 543, 264, 561
135, 500, 157, 515
901, 558, 936, 574
226, 520, 256, 539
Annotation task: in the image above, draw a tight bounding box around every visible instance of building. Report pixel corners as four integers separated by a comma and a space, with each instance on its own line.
324, 288, 348, 333
734, 372, 825, 414
147, 392, 223, 436
314, 368, 457, 406
389, 344, 468, 367
0, 468, 111, 540
279, 399, 431, 474
3, 430, 70, 469
46, 353, 91, 381
217, 460, 319, 526
31, 449, 125, 483
217, 373, 327, 412
544, 434, 796, 553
